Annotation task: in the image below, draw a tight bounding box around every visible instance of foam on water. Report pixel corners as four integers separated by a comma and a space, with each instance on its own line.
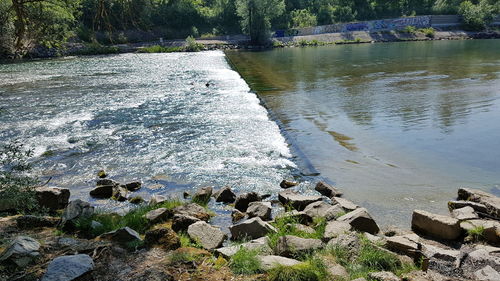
0, 51, 296, 207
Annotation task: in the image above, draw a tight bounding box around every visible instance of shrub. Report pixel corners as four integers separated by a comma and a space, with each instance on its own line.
403, 25, 417, 34
185, 36, 204, 52
420, 27, 435, 38
229, 247, 261, 275
137, 45, 183, 53
459, 0, 495, 31
0, 142, 40, 214
291, 9, 317, 28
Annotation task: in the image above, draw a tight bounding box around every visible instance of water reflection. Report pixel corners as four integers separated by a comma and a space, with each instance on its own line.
227, 39, 500, 226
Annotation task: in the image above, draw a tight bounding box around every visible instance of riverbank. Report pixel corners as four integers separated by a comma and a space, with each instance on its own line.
16, 28, 500, 59
1, 176, 500, 281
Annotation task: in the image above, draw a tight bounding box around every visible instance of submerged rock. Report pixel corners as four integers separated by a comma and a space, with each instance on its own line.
230, 217, 277, 240
187, 221, 226, 250
41, 254, 94, 281
411, 210, 461, 240
0, 236, 40, 267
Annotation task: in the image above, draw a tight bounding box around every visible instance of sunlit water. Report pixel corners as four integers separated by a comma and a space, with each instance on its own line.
0, 52, 296, 216
227, 39, 500, 227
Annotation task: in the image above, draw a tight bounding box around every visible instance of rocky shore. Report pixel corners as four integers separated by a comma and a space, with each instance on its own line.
1, 176, 500, 281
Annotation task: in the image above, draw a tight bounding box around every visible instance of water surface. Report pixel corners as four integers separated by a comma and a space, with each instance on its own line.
226, 39, 500, 226
0, 52, 295, 212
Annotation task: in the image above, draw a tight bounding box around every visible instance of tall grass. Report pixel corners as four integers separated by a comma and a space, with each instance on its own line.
267, 214, 326, 250
267, 256, 328, 281
229, 247, 262, 275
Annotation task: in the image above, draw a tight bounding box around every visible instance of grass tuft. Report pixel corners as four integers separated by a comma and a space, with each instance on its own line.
267, 214, 326, 250
229, 247, 261, 275
267, 256, 328, 281
467, 225, 485, 242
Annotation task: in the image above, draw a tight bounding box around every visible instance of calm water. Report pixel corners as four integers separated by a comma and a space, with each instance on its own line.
0, 52, 296, 213
227, 39, 500, 226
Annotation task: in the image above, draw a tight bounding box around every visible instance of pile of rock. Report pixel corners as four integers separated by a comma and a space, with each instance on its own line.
89, 175, 143, 204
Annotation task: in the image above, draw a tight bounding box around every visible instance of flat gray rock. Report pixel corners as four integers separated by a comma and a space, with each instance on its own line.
215, 237, 272, 258
323, 221, 352, 241
0, 236, 40, 267
100, 227, 142, 244
230, 217, 277, 240
144, 208, 171, 224
258, 255, 301, 271
332, 197, 358, 211
451, 206, 478, 221
187, 221, 226, 250
275, 235, 323, 257
61, 200, 94, 229
247, 201, 272, 221
474, 265, 500, 281
411, 209, 461, 240
278, 189, 322, 211
303, 201, 344, 221
41, 254, 94, 281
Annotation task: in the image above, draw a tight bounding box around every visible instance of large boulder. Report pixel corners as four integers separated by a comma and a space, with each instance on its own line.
144, 208, 172, 224
278, 189, 322, 211
215, 237, 272, 258
213, 186, 236, 203
172, 203, 210, 221
99, 227, 142, 245
411, 210, 461, 240
192, 186, 213, 205
16, 215, 59, 229
338, 208, 380, 234
258, 255, 301, 271
144, 227, 180, 250
458, 188, 500, 219
303, 201, 344, 221
323, 221, 352, 241
35, 186, 70, 210
451, 206, 478, 221
422, 243, 460, 262
275, 235, 323, 257
187, 221, 226, 250
171, 214, 200, 232
0, 236, 40, 267
230, 217, 277, 240
327, 232, 361, 259
385, 235, 420, 259
332, 197, 358, 211
41, 254, 94, 281
247, 201, 272, 221
234, 192, 262, 212
60, 200, 94, 230
315, 181, 342, 198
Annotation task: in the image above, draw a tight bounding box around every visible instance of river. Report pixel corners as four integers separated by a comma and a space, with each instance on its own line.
226, 39, 500, 226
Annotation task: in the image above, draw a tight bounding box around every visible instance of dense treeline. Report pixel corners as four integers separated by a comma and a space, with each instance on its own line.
0, 0, 499, 57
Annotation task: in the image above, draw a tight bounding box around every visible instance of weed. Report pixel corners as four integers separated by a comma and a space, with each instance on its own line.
267, 256, 328, 281
229, 247, 261, 275
273, 40, 285, 48
467, 226, 485, 242
178, 232, 203, 248
419, 27, 435, 38
403, 25, 417, 34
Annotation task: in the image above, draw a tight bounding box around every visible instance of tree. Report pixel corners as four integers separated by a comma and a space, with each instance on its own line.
291, 9, 317, 27
5, 0, 79, 57
236, 0, 285, 44
459, 0, 495, 30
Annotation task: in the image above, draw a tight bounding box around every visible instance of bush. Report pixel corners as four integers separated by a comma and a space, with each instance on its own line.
229, 247, 261, 275
291, 9, 317, 28
0, 142, 40, 214
137, 45, 183, 53
459, 0, 495, 31
185, 36, 204, 52
403, 25, 417, 34
420, 27, 435, 38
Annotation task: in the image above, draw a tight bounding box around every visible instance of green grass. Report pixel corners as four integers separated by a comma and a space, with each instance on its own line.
73, 198, 182, 237
170, 249, 206, 263
267, 215, 326, 251
326, 234, 414, 280
229, 247, 262, 275
467, 225, 485, 242
419, 27, 435, 38
267, 256, 328, 281
137, 45, 183, 53
178, 232, 203, 248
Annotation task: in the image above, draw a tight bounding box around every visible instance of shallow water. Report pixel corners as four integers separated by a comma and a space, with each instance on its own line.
226, 39, 500, 227
0, 52, 296, 212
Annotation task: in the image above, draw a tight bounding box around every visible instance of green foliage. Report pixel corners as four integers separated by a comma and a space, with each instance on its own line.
403, 25, 418, 34
291, 9, 317, 28
236, 0, 285, 44
137, 45, 184, 53
459, 0, 495, 31
420, 27, 435, 38
467, 225, 485, 241
229, 247, 262, 275
73, 199, 182, 237
0, 141, 40, 214
178, 232, 203, 248
185, 36, 204, 52
267, 214, 326, 250
272, 40, 285, 47
267, 257, 328, 281
327, 234, 412, 279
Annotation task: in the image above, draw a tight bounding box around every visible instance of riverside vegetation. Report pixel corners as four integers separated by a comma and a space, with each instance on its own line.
1, 0, 499, 58
1, 143, 500, 280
